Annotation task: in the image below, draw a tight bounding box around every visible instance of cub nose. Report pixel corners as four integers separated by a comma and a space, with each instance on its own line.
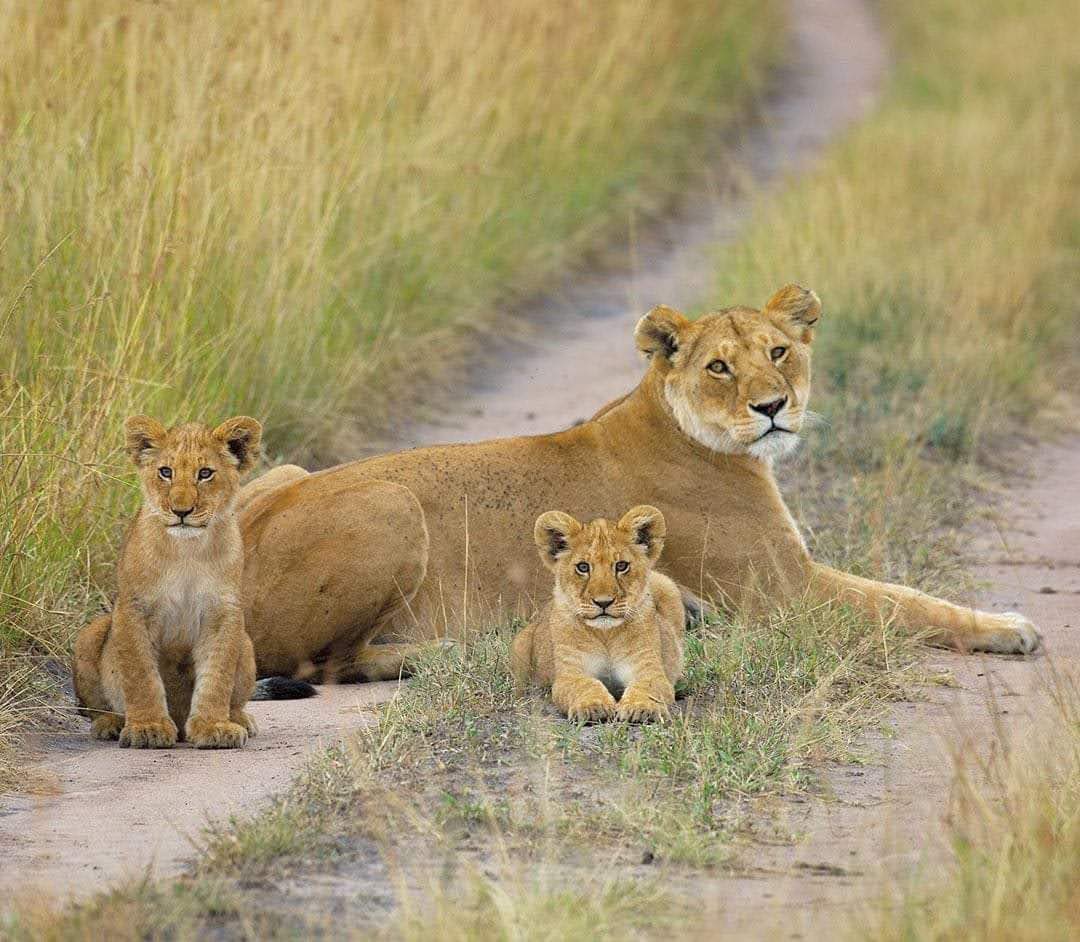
174, 508, 194, 521
750, 396, 787, 419
592, 597, 615, 612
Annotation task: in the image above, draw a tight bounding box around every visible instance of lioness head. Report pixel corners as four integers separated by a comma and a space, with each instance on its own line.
534, 505, 666, 629
124, 415, 262, 535
635, 283, 821, 461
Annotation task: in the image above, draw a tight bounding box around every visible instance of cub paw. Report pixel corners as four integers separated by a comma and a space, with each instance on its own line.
186, 718, 249, 749
973, 612, 1042, 655
119, 718, 178, 749
232, 710, 259, 738
616, 698, 670, 724
566, 696, 616, 724
90, 714, 124, 741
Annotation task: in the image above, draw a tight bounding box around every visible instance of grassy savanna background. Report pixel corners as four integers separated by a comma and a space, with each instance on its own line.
0, 0, 783, 782
5, 0, 1080, 937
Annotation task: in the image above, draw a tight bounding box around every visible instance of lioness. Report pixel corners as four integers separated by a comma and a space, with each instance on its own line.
234, 284, 1040, 673
74, 416, 266, 748
511, 506, 684, 723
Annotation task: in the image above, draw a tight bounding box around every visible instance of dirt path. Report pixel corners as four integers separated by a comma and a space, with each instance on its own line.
389, 0, 885, 449
709, 434, 1080, 938
0, 0, 887, 907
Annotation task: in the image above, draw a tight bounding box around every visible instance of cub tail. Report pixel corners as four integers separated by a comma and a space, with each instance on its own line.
251, 676, 317, 701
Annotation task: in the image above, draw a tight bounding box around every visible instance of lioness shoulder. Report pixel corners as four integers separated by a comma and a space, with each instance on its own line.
511, 505, 685, 723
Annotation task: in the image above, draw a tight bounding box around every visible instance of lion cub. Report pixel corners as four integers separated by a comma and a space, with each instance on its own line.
73, 415, 263, 749
511, 505, 685, 723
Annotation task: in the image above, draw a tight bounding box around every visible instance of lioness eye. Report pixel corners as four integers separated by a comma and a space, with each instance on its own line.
615, 561, 629, 574
158, 467, 172, 480
706, 359, 729, 375
575, 562, 591, 575
770, 346, 787, 361
197, 468, 215, 481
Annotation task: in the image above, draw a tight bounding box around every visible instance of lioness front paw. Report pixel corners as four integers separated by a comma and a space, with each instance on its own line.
616, 697, 671, 724
972, 612, 1042, 655
186, 718, 249, 749
566, 696, 616, 724
119, 718, 178, 749
90, 714, 124, 741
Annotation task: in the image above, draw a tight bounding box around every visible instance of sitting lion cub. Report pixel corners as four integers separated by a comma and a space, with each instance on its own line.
73, 415, 263, 749
511, 505, 685, 723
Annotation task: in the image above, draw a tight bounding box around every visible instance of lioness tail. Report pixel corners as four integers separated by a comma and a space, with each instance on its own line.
251, 677, 317, 700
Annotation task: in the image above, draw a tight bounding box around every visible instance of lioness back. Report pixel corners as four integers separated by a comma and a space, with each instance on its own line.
512, 505, 684, 724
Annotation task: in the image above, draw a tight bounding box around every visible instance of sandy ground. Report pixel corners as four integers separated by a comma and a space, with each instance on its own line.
0, 684, 399, 900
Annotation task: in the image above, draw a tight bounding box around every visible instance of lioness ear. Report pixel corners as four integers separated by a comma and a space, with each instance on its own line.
124, 416, 167, 467
763, 284, 822, 343
618, 505, 666, 563
634, 305, 690, 365
212, 416, 263, 473
534, 511, 581, 571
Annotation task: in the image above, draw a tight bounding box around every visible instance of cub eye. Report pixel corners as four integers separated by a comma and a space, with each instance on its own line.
197, 468, 215, 481
158, 467, 172, 480
575, 562, 591, 575
706, 359, 730, 375
614, 560, 630, 574
770, 346, 788, 361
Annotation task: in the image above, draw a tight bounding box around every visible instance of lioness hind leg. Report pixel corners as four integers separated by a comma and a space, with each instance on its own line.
338, 640, 449, 683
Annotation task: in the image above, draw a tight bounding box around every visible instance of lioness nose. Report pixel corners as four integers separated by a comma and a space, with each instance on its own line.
750, 396, 787, 419
593, 597, 614, 611
174, 508, 193, 521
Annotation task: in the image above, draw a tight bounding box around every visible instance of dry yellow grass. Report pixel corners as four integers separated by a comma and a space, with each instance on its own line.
0, 0, 781, 782
857, 680, 1080, 942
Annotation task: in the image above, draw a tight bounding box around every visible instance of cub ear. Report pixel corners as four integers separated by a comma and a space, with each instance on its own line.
212, 416, 263, 473
634, 305, 690, 365
763, 284, 822, 343
533, 511, 582, 571
618, 505, 666, 563
124, 416, 167, 467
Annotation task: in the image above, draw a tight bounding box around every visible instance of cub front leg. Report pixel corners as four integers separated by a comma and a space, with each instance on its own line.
229, 632, 259, 738
187, 604, 250, 749
810, 563, 1041, 654
551, 642, 616, 722
553, 675, 616, 722
111, 606, 177, 748
616, 650, 676, 724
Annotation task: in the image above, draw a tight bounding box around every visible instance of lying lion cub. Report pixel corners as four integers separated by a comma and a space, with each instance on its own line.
73, 415, 264, 748
511, 505, 685, 723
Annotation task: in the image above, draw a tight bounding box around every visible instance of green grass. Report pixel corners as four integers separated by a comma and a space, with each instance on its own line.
0, 0, 783, 784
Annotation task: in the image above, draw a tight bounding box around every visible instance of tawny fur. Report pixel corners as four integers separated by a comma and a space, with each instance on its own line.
511, 506, 685, 723
235, 284, 1041, 656
73, 416, 263, 748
